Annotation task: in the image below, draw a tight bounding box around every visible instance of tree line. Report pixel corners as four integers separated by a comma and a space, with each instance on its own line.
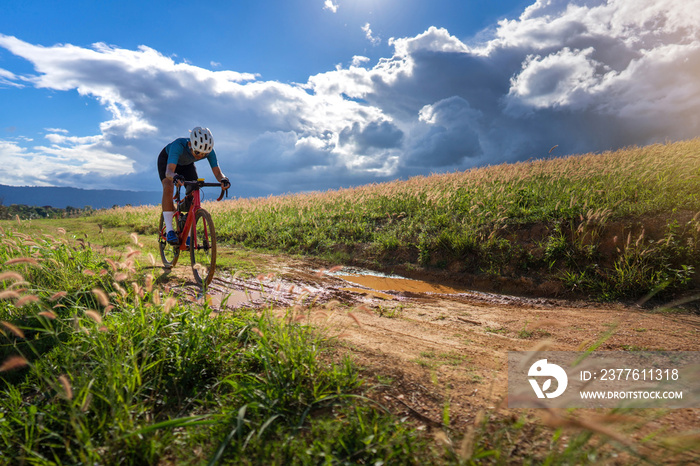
0, 201, 95, 220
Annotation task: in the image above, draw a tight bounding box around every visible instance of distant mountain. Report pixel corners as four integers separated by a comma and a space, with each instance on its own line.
0, 185, 160, 210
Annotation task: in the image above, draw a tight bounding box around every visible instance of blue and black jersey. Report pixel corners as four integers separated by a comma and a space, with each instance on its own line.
165, 137, 219, 168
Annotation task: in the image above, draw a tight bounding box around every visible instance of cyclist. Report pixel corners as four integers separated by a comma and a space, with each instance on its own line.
158, 126, 230, 245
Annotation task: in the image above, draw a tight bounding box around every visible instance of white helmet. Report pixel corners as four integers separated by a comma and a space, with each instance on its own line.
190, 126, 214, 154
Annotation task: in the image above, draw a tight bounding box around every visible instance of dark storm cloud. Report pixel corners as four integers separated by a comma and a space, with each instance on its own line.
338, 120, 404, 152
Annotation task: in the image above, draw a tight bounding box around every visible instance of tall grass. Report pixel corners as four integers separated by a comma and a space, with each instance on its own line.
96, 139, 700, 302
2, 227, 697, 464
0, 226, 441, 464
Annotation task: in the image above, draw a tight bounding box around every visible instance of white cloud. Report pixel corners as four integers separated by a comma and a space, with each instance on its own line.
323, 0, 339, 13
362, 23, 381, 46
0, 67, 24, 88
506, 47, 604, 112
389, 26, 470, 55
0, 0, 699, 195
351, 55, 370, 67
0, 137, 134, 188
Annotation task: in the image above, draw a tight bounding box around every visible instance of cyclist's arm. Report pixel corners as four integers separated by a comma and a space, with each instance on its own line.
212, 166, 226, 182
207, 149, 219, 168
165, 163, 178, 180
165, 163, 184, 186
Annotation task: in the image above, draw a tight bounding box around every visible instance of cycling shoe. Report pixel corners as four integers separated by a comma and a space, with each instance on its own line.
166, 230, 179, 246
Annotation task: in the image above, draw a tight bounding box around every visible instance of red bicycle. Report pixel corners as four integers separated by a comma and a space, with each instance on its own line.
158, 179, 227, 288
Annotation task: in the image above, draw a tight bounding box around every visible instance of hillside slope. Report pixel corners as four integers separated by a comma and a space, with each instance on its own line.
96, 139, 700, 303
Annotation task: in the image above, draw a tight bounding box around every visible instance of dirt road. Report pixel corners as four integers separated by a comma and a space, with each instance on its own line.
160, 251, 700, 457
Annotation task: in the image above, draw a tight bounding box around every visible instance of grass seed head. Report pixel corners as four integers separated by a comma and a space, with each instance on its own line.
58, 375, 73, 400
1, 321, 25, 339
113, 283, 127, 297
16, 295, 40, 307
347, 312, 362, 327
81, 393, 93, 412
85, 310, 103, 324
39, 311, 57, 319
91, 288, 110, 307
126, 250, 141, 259
105, 258, 118, 271
164, 297, 177, 313
0, 355, 28, 372
0, 290, 21, 300
4, 257, 39, 266
49, 291, 68, 301
0, 271, 24, 282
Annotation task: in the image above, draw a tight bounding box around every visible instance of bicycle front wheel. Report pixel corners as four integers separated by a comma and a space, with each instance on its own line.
190, 209, 217, 288
159, 214, 180, 268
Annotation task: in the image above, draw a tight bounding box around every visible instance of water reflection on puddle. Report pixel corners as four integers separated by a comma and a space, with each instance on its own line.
334, 269, 465, 295
207, 288, 264, 308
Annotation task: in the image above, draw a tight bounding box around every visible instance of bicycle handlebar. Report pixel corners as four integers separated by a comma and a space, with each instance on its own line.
176, 180, 229, 201
182, 180, 222, 187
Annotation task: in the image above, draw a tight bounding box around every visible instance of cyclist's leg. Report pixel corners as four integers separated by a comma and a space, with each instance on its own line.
158, 149, 178, 244
157, 148, 174, 212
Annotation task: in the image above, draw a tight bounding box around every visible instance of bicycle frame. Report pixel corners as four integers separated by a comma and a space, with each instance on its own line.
176, 187, 202, 251
159, 179, 227, 287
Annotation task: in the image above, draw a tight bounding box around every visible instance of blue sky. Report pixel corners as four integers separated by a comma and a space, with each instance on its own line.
1, 0, 699, 197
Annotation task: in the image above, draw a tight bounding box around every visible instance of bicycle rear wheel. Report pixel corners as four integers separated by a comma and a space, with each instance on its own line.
190, 209, 217, 288
158, 214, 180, 268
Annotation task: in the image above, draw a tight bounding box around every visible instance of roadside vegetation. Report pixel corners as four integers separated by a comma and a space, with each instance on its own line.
97, 139, 700, 303
0, 224, 649, 465
0, 226, 431, 464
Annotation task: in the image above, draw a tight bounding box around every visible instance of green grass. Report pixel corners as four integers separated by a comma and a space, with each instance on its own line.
0, 226, 440, 464
1, 222, 697, 464
92, 139, 700, 302
414, 350, 468, 369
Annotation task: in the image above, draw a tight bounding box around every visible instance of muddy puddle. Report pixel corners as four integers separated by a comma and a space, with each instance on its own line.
329, 269, 560, 308
165, 263, 562, 312
166, 266, 473, 310
201, 273, 331, 310
334, 271, 465, 296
